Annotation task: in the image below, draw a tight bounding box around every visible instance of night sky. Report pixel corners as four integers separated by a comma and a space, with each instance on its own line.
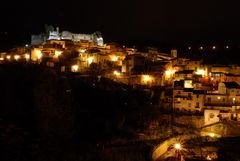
0, 0, 240, 47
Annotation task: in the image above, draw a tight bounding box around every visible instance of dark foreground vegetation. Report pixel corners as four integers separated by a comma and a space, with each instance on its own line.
2, 63, 240, 161
0, 63, 161, 161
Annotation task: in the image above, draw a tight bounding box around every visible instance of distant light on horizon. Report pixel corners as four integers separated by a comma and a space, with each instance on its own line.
188, 46, 191, 50
200, 46, 204, 50
212, 46, 216, 50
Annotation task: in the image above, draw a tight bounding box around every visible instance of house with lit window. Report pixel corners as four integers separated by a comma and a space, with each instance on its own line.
218, 82, 240, 95
210, 65, 230, 74
203, 82, 240, 121
184, 60, 202, 71
121, 54, 146, 74
173, 70, 194, 81
173, 80, 205, 112
221, 73, 240, 85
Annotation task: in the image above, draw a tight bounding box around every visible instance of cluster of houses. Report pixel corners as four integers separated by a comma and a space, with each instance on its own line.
0, 26, 240, 124
163, 57, 240, 124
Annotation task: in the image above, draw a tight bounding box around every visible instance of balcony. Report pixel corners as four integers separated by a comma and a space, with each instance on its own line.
204, 101, 240, 106
175, 95, 192, 100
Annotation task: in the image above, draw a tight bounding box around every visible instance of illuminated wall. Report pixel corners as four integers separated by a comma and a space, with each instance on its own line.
32, 26, 104, 46
31, 48, 42, 61
48, 29, 104, 46
204, 110, 220, 125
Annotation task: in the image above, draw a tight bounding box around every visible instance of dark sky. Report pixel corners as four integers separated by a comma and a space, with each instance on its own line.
0, 0, 240, 45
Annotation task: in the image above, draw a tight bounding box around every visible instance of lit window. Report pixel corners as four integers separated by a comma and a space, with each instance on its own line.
71, 65, 79, 72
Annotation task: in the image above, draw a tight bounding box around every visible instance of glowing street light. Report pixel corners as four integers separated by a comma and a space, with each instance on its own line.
174, 143, 182, 150
209, 133, 215, 138
111, 55, 118, 61
165, 69, 175, 78
36, 50, 42, 59
6, 55, 11, 60
212, 46, 216, 50
165, 70, 172, 76
79, 49, 86, 53
200, 46, 204, 50
0, 57, 4, 61
142, 75, 152, 83
87, 57, 94, 64
55, 50, 62, 57
113, 70, 120, 76
25, 54, 30, 60
188, 46, 192, 50
14, 55, 20, 60
226, 45, 229, 49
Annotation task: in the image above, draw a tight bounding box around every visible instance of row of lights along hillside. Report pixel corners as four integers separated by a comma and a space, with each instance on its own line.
187, 45, 230, 50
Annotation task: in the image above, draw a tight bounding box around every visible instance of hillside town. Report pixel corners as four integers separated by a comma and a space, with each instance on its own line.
1, 26, 240, 126
1, 26, 240, 160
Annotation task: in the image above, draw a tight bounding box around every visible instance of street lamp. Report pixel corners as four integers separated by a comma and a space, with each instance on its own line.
87, 57, 94, 64
55, 50, 62, 57
174, 143, 182, 160
165, 69, 174, 77
25, 54, 30, 60
209, 133, 215, 138
14, 55, 20, 60
113, 70, 120, 76
174, 143, 181, 150
111, 55, 118, 61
